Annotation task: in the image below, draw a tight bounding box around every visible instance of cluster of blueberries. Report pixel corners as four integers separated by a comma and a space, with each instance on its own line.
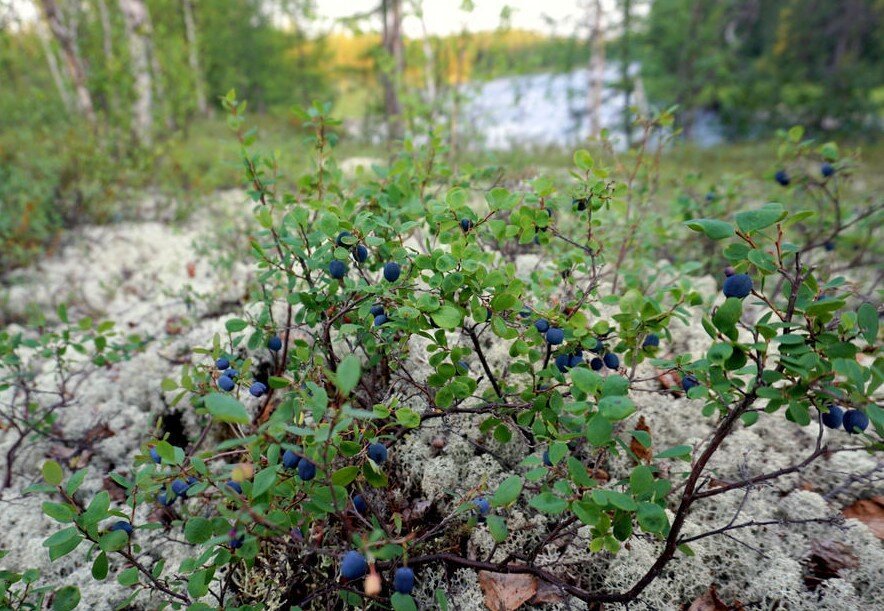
820, 404, 870, 434
214, 332, 285, 398
722, 268, 753, 299
148, 447, 244, 506
339, 552, 416, 595
328, 231, 401, 282
534, 318, 628, 373
775, 162, 835, 188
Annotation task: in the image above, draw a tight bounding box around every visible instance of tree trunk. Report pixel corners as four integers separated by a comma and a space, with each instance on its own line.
94, 0, 118, 116
380, 0, 404, 141
181, 0, 208, 115
620, 0, 632, 145
118, 0, 153, 144
587, 0, 605, 139
38, 0, 96, 123
35, 18, 74, 112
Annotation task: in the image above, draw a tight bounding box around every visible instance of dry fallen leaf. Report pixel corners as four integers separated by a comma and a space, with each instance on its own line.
657, 369, 681, 395
686, 585, 728, 611
479, 571, 537, 611
843, 496, 884, 539
804, 539, 860, 590
631, 415, 653, 463
529, 580, 564, 604
186, 261, 197, 278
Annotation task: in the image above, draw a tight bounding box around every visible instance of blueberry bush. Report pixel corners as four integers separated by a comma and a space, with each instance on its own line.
27, 95, 882, 609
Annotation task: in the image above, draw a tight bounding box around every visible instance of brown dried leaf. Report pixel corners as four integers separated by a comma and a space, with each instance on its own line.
478, 571, 537, 611
843, 496, 884, 539
529, 580, 564, 604
186, 261, 197, 278
631, 415, 653, 463
657, 369, 681, 395
686, 585, 728, 611
804, 539, 860, 590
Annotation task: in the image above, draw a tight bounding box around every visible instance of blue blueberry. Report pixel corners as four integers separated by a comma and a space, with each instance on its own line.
821, 163, 835, 178
821, 404, 844, 429
215, 357, 230, 370
217, 375, 235, 392
328, 260, 347, 279
369, 304, 385, 317
353, 494, 368, 514
249, 381, 267, 397
723, 274, 753, 299
383, 262, 401, 282
573, 197, 588, 211
367, 442, 388, 464
225, 480, 243, 494
171, 479, 190, 497
643, 334, 659, 348
268, 335, 282, 351
542, 450, 552, 467
341, 550, 369, 580
224, 368, 239, 379
555, 353, 570, 373
589, 338, 604, 354
705, 192, 715, 202
374, 314, 389, 327
157, 492, 175, 506
843, 409, 869, 434
824, 240, 835, 252
110, 521, 133, 535
353, 244, 368, 263
546, 327, 564, 345
472, 497, 491, 516
456, 361, 470, 373
603, 352, 619, 369
590, 357, 603, 371
149, 447, 161, 464
775, 170, 790, 186
186, 476, 198, 486
393, 567, 415, 594
297, 459, 316, 481
534, 319, 550, 333
682, 374, 700, 392
228, 528, 244, 549
460, 218, 473, 232
519, 307, 531, 318
568, 352, 584, 368
282, 449, 300, 470
336, 231, 353, 247
484, 307, 492, 322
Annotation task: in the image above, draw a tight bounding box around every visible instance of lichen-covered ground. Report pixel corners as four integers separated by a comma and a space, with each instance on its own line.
0, 189, 881, 610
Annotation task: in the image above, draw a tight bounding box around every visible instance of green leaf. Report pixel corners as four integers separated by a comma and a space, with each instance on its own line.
528, 492, 567, 514
204, 393, 250, 424
574, 149, 594, 170
336, 355, 362, 396
225, 318, 248, 333
98, 530, 129, 552
395, 407, 420, 428
586, 414, 612, 446
331, 466, 360, 486
858, 302, 878, 344
735, 203, 785, 234
486, 514, 509, 543
251, 467, 277, 499
92, 552, 108, 580
51, 586, 80, 611
42, 502, 74, 523
597, 396, 635, 420
685, 219, 734, 240
117, 567, 139, 587
431, 306, 463, 330
65, 469, 87, 495
491, 476, 523, 507
637, 502, 668, 533
391, 593, 418, 611
43, 527, 80, 548
713, 298, 743, 331
42, 460, 63, 486
184, 517, 213, 544
571, 368, 601, 395
655, 445, 692, 460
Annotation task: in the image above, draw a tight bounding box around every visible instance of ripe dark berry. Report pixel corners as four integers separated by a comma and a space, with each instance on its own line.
268, 335, 282, 351
723, 274, 753, 299
573, 197, 588, 211
353, 494, 368, 514
171, 479, 190, 497
568, 352, 584, 368
225, 480, 242, 494
589, 338, 604, 354
297, 459, 316, 481
228, 528, 244, 549
603, 352, 620, 369
460, 218, 473, 232
546, 327, 564, 345
187, 476, 198, 486
367, 442, 388, 464
590, 357, 603, 371
158, 492, 175, 506
519, 307, 531, 318
336, 231, 353, 247
775, 170, 790, 186
555, 353, 570, 373
224, 368, 239, 379
374, 314, 389, 327
642, 334, 659, 348
542, 450, 552, 467
149, 447, 161, 464
110, 521, 133, 535
217, 376, 235, 392
328, 260, 347, 279
842, 409, 869, 434
821, 404, 844, 429
393, 567, 416, 594
369, 304, 385, 317
282, 449, 300, 470
821, 162, 835, 178
473, 497, 491, 516
824, 240, 835, 252
383, 262, 401, 282
534, 319, 550, 333
705, 192, 715, 202
353, 244, 368, 263
215, 357, 230, 370
682, 374, 700, 392
341, 550, 369, 580
249, 382, 267, 397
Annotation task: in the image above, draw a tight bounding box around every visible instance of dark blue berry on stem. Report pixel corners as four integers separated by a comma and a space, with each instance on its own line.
393, 567, 416, 594
383, 261, 401, 282
367, 442, 388, 464
268, 335, 282, 351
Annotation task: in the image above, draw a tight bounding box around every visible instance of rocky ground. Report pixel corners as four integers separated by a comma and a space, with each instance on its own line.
0, 189, 881, 610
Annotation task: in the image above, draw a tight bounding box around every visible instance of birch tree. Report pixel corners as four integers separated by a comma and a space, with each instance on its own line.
380, 0, 404, 140
118, 0, 152, 143
38, 0, 96, 123
587, 0, 605, 139
181, 0, 208, 115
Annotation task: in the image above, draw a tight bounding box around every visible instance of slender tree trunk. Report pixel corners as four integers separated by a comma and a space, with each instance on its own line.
587, 0, 605, 138
38, 0, 96, 123
620, 0, 632, 145
35, 19, 74, 112
118, 0, 153, 144
181, 0, 208, 115
94, 0, 118, 116
380, 0, 404, 141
